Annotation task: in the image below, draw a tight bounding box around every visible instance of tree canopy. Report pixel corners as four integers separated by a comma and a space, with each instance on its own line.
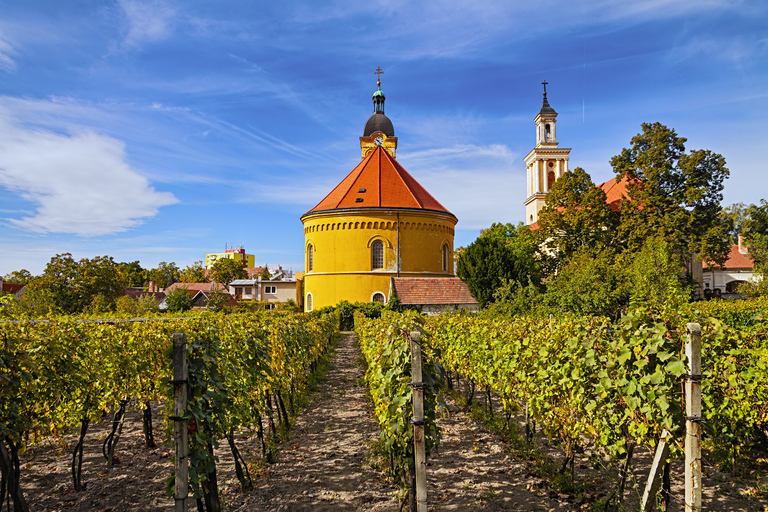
744, 199, 768, 276
456, 223, 540, 308
148, 261, 180, 289
209, 257, 247, 285
2, 269, 33, 285
180, 261, 208, 283
22, 254, 128, 314
611, 122, 730, 266
533, 167, 618, 271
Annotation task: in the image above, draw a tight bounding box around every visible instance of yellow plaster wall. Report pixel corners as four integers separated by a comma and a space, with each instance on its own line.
301, 209, 456, 311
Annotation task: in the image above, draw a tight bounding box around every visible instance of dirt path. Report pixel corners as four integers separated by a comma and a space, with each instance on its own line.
227, 332, 400, 511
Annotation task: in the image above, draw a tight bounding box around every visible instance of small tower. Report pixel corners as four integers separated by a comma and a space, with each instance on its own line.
360, 67, 398, 158
524, 81, 571, 225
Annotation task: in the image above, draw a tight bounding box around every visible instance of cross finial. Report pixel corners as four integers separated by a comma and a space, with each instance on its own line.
542, 80, 548, 96
375, 66, 383, 86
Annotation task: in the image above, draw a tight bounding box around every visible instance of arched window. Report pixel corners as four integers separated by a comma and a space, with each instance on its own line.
547, 171, 555, 191
371, 240, 384, 269
307, 244, 314, 272
545, 123, 551, 140
442, 244, 449, 272
372, 292, 385, 304
306, 292, 313, 312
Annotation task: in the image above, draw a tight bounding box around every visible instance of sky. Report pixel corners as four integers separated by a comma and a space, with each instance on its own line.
0, 0, 766, 276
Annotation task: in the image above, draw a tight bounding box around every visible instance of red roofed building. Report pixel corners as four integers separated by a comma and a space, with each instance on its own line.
301, 74, 459, 311
0, 281, 25, 300
702, 236, 759, 295
390, 277, 479, 315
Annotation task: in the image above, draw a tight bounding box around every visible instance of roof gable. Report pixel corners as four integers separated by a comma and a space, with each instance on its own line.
305, 146, 453, 216
703, 245, 755, 270
598, 174, 635, 211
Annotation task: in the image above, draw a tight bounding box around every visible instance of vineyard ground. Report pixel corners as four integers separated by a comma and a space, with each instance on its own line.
454, 381, 767, 511
17, 332, 767, 511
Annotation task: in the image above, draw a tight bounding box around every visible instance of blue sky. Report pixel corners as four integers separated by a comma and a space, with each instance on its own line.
0, 0, 766, 276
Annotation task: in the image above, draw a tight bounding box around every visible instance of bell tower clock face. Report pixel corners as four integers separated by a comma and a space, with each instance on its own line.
374, 136, 383, 147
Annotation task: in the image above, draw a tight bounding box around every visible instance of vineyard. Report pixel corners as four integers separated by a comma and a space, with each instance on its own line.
1, 303, 767, 511
354, 306, 767, 510
0, 311, 337, 510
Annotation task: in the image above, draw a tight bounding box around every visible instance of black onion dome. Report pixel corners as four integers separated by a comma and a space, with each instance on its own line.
363, 113, 395, 137
539, 94, 557, 116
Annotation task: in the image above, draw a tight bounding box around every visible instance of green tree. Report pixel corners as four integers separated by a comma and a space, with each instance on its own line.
544, 247, 624, 318
164, 287, 193, 313
148, 261, 180, 289
259, 266, 271, 280
456, 223, 540, 308
743, 199, 768, 280
619, 237, 689, 309
180, 261, 208, 283
118, 261, 146, 287
78, 256, 128, 308
2, 269, 33, 285
534, 167, 618, 272
21, 254, 127, 314
720, 203, 749, 244
209, 258, 247, 285
205, 288, 230, 312
611, 122, 730, 267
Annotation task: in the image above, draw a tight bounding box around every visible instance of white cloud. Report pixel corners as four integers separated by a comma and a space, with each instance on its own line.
119, 0, 176, 48
0, 30, 17, 72
0, 112, 177, 236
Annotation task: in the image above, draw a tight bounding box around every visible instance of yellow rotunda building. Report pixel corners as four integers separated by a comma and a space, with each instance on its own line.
301, 79, 458, 311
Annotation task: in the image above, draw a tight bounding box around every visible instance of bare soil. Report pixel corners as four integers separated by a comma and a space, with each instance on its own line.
17, 332, 767, 511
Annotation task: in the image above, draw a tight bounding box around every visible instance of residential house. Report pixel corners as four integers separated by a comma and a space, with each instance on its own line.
703, 236, 759, 297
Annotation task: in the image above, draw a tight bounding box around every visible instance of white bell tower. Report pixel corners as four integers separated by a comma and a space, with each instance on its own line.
524, 81, 571, 225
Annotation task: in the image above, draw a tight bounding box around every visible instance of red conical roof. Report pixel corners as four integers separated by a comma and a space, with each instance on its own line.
304, 146, 454, 217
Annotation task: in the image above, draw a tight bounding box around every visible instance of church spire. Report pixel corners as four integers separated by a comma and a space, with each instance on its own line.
361, 67, 397, 159
538, 80, 557, 116
523, 81, 571, 225
372, 66, 385, 114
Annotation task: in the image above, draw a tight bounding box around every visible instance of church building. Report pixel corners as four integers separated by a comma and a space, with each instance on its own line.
524, 82, 571, 226
301, 76, 460, 311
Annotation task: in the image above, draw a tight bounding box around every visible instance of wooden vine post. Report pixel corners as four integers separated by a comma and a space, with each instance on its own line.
685, 323, 702, 512
409, 330, 427, 512
172, 333, 189, 512
640, 429, 671, 511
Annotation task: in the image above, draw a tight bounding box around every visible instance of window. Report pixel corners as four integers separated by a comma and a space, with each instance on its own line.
547, 171, 555, 191
372, 292, 385, 304
306, 293, 313, 312
308, 244, 314, 272
371, 240, 384, 269
245, 287, 252, 295
264, 286, 276, 294
442, 244, 449, 272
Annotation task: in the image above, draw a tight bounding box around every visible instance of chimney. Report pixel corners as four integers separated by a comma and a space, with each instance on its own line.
738, 234, 748, 254
148, 281, 156, 293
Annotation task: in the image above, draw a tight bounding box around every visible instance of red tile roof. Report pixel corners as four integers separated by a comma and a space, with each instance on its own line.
529, 173, 636, 230
392, 278, 478, 305
703, 245, 754, 270
165, 282, 228, 293
1, 283, 24, 295
124, 289, 166, 301
598, 174, 635, 211
305, 146, 453, 216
